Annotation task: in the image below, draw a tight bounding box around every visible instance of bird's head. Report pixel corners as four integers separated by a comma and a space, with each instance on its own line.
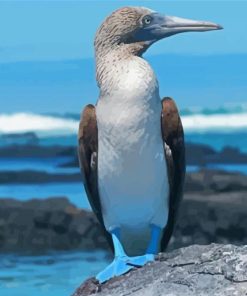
95, 6, 223, 57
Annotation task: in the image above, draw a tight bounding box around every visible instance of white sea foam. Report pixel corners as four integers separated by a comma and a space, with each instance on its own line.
0, 112, 247, 136
182, 112, 247, 133
0, 113, 78, 136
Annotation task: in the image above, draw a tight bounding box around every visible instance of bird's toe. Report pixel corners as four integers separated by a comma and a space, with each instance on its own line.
96, 256, 134, 284
126, 253, 155, 267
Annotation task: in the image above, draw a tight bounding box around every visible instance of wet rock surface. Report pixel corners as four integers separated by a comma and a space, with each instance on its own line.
185, 169, 247, 193
1, 142, 246, 168
61, 142, 247, 168
0, 198, 109, 253
0, 144, 76, 158
186, 143, 247, 165
169, 191, 247, 250
72, 244, 247, 296
0, 170, 81, 184
1, 167, 247, 191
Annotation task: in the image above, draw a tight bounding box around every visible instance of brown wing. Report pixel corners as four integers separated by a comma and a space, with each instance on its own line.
160, 97, 186, 251
78, 104, 113, 251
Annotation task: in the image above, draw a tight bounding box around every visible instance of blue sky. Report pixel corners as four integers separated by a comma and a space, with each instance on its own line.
0, 1, 247, 113
1, 0, 247, 62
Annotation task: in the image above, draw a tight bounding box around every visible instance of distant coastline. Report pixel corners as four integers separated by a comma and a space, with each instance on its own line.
0, 142, 247, 186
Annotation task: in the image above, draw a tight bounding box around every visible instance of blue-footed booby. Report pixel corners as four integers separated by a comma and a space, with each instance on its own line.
78, 6, 222, 283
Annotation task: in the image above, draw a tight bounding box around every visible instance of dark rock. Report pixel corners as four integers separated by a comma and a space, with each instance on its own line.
1, 168, 247, 192
212, 146, 247, 164
1, 142, 247, 167
0, 188, 247, 254
0, 170, 247, 253
72, 244, 247, 296
0, 170, 81, 184
186, 143, 247, 165
185, 169, 247, 193
170, 191, 247, 250
186, 142, 216, 166
0, 197, 110, 254
73, 278, 101, 296
59, 143, 247, 168
0, 144, 77, 158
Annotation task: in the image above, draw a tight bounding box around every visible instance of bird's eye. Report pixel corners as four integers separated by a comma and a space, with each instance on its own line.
143, 16, 152, 25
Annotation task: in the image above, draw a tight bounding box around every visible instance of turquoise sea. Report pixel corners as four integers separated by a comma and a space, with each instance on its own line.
0, 251, 110, 296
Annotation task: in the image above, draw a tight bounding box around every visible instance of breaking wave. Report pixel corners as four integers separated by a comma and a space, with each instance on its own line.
0, 113, 78, 136
180, 103, 247, 116
0, 109, 247, 136
182, 112, 247, 133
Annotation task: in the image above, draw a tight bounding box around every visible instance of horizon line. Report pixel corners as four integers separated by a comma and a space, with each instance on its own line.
1, 52, 247, 65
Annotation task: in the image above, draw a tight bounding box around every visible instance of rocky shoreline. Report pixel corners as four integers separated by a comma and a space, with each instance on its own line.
0, 170, 81, 184
1, 141, 247, 185
60, 143, 247, 168
0, 197, 109, 254
0, 169, 246, 254
0, 141, 247, 163
72, 244, 247, 296
1, 166, 247, 186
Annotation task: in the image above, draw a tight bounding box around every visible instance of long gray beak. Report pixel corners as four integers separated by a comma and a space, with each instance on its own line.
135, 13, 223, 43
164, 16, 223, 32
163, 15, 223, 33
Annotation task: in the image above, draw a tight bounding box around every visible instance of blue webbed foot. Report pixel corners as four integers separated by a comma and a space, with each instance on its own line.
96, 256, 134, 283
96, 254, 155, 284
96, 225, 159, 284
126, 253, 155, 267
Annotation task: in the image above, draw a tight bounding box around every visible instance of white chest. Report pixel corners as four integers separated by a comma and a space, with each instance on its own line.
96, 58, 161, 176
95, 58, 169, 255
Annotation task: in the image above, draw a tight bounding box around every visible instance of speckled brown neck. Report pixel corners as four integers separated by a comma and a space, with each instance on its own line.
95, 42, 150, 94
94, 6, 154, 94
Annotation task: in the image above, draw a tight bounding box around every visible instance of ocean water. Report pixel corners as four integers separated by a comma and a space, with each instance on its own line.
186, 132, 247, 153
0, 182, 90, 209
206, 164, 247, 175
0, 251, 110, 296
0, 157, 79, 174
